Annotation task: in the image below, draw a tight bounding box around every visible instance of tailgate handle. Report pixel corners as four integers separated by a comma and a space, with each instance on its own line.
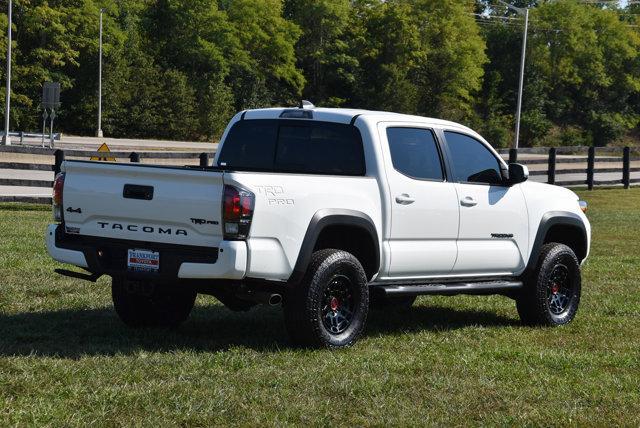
123, 184, 154, 201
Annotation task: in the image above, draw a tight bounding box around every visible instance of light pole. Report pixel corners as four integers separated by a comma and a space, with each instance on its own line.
3, 0, 12, 146
498, 0, 529, 151
97, 8, 104, 138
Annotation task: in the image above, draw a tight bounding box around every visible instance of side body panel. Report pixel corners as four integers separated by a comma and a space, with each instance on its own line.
452, 182, 529, 275
226, 172, 383, 282
375, 121, 460, 279
519, 181, 591, 268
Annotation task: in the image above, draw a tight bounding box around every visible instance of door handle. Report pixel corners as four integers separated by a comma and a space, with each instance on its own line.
460, 196, 477, 207
395, 194, 415, 205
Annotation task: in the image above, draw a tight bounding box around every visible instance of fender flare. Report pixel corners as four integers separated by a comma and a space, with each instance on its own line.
288, 209, 380, 284
524, 210, 588, 276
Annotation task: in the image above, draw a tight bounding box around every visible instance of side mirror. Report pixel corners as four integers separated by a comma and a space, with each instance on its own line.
508, 163, 529, 185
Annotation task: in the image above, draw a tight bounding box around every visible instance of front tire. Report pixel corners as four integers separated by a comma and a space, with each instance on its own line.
284, 249, 369, 348
516, 243, 581, 326
112, 277, 196, 328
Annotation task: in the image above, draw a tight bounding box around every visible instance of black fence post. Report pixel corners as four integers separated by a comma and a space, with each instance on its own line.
54, 149, 65, 175
199, 152, 209, 167
547, 147, 556, 185
587, 146, 595, 190
129, 152, 140, 163
509, 148, 518, 164
623, 146, 630, 189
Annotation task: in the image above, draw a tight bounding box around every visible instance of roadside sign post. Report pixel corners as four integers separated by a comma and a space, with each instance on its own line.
41, 109, 49, 148
49, 108, 56, 148
42, 82, 61, 148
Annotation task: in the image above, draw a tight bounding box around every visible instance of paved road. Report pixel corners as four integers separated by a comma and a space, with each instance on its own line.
12, 135, 217, 151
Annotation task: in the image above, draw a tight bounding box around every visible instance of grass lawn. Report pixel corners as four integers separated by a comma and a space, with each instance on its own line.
1, 188, 639, 426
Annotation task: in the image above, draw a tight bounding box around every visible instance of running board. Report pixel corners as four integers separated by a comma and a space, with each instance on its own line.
372, 280, 523, 297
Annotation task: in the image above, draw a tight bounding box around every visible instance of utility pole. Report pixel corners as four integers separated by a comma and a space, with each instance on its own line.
498, 0, 529, 151
3, 0, 12, 146
97, 8, 104, 138
514, 8, 529, 151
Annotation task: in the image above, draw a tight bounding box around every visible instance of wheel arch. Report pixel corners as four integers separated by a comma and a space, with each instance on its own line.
289, 209, 380, 284
524, 211, 588, 276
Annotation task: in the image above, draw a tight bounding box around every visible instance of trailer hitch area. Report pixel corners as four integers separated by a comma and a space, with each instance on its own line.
55, 269, 102, 283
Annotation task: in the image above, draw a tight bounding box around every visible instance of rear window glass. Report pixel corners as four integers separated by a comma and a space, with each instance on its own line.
217, 119, 365, 175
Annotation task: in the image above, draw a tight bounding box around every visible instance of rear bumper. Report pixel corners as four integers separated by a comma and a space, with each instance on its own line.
46, 224, 247, 280
46, 225, 89, 268
177, 242, 246, 279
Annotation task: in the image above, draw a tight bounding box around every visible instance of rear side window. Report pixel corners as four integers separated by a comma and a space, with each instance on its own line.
218, 120, 365, 176
386, 127, 443, 181
444, 131, 503, 185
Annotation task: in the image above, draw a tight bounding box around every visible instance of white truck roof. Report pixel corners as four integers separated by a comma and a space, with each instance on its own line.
241, 107, 477, 135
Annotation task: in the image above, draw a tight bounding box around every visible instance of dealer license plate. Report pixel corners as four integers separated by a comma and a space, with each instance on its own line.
127, 249, 160, 272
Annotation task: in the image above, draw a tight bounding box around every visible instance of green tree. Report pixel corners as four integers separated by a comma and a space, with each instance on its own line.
347, 0, 424, 113
528, 1, 640, 145
224, 0, 305, 109
410, 0, 487, 122
284, 0, 356, 106
142, 0, 237, 138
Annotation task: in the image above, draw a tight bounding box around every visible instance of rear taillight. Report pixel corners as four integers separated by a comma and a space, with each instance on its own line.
52, 172, 66, 222
223, 185, 254, 240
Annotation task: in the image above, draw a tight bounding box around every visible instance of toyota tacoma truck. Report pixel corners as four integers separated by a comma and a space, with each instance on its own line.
46, 104, 591, 348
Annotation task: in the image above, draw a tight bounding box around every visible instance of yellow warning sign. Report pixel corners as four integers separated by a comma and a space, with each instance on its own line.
91, 142, 116, 162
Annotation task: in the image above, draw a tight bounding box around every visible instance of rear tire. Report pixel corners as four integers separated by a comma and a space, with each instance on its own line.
283, 249, 369, 348
516, 243, 581, 326
112, 277, 196, 328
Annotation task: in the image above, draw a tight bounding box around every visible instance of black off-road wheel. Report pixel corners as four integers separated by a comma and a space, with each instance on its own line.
112, 277, 197, 328
516, 243, 581, 326
283, 249, 369, 349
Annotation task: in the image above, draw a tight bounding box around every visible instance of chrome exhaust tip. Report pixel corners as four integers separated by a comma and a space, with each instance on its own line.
268, 293, 282, 306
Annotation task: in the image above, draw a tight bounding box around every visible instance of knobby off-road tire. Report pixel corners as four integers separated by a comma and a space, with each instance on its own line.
516, 243, 581, 326
112, 277, 197, 328
284, 249, 369, 349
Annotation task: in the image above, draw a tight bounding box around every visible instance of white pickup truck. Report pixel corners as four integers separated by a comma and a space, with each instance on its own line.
46, 104, 591, 348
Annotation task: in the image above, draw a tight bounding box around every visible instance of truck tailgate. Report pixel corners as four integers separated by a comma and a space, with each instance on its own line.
62, 161, 224, 247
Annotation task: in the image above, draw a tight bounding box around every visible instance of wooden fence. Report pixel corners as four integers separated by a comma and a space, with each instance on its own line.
0, 145, 638, 204
0, 146, 214, 204
501, 146, 639, 189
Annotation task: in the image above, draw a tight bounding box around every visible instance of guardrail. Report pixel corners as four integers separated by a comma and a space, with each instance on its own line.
0, 131, 62, 144
0, 145, 638, 205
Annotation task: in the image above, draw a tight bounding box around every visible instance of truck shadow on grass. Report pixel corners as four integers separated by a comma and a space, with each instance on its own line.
0, 302, 519, 358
